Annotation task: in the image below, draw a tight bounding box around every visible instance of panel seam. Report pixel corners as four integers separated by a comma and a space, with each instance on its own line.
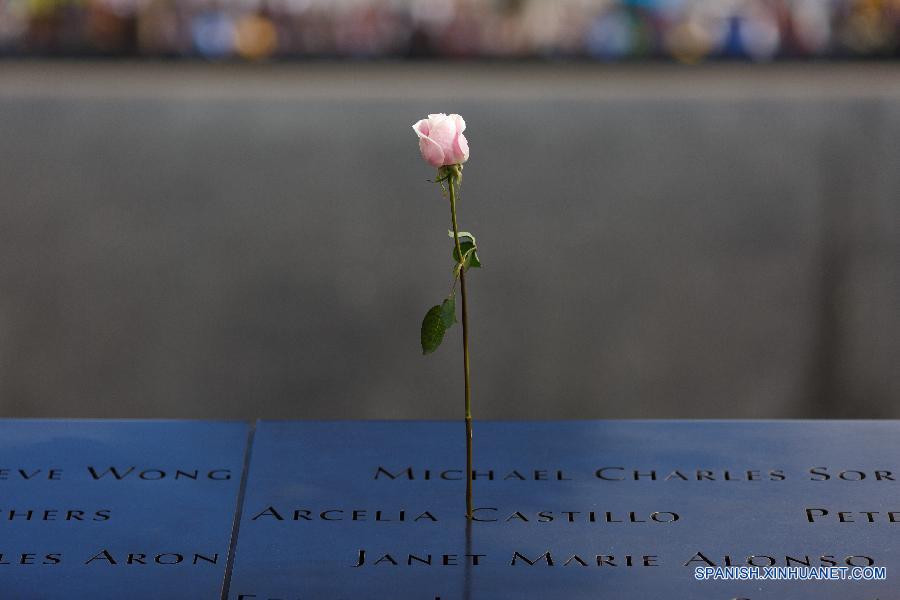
221, 420, 257, 600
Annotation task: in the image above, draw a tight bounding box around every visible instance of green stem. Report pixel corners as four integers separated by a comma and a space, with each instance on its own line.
448, 168, 473, 520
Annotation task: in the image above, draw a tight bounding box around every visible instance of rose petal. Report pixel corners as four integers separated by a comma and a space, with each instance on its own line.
427, 117, 457, 160
418, 135, 445, 168
412, 119, 430, 137
450, 114, 466, 134
453, 131, 469, 164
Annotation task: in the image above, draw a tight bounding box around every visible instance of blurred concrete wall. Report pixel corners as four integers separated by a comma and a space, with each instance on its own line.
0, 63, 897, 419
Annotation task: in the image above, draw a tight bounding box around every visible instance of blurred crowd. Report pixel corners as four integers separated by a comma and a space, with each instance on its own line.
0, 0, 898, 61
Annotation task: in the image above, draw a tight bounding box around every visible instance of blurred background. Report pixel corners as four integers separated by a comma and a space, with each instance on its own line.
3, 0, 900, 61
0, 0, 898, 420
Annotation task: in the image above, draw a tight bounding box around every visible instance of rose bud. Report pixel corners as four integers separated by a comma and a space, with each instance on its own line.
412, 113, 470, 168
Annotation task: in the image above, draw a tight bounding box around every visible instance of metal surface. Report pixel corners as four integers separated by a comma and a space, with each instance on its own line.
0, 420, 248, 599
229, 420, 900, 599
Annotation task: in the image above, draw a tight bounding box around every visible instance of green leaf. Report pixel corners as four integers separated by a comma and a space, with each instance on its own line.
448, 230, 476, 245
440, 296, 457, 328
448, 231, 481, 269
452, 240, 482, 269
421, 305, 447, 355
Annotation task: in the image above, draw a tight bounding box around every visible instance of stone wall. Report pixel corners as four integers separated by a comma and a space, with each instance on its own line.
0, 63, 897, 418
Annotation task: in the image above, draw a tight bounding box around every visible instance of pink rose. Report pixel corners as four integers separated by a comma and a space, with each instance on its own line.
412, 113, 470, 168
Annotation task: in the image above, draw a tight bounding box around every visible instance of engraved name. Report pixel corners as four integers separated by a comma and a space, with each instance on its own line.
0, 467, 233, 481
0, 551, 219, 565
805, 507, 900, 523
248, 507, 679, 524
350, 550, 878, 568
374, 466, 896, 481
0, 509, 110, 522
